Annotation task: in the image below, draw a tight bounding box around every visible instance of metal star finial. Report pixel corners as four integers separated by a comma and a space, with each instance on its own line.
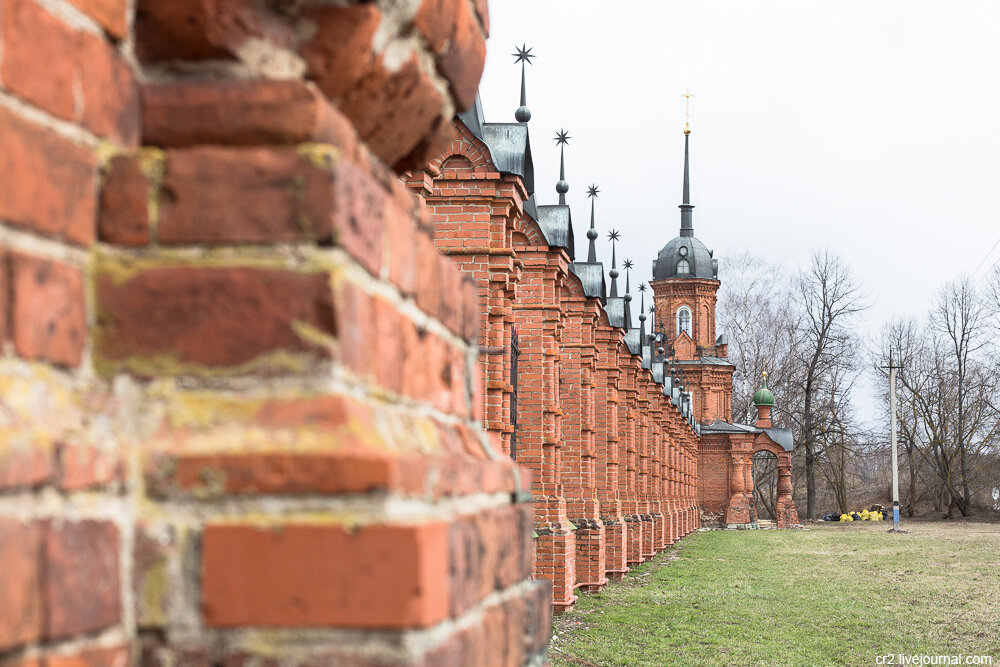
623, 259, 634, 271
512, 44, 535, 64
638, 282, 647, 293
554, 129, 571, 145
607, 229, 620, 242
587, 184, 599, 198
649, 305, 656, 314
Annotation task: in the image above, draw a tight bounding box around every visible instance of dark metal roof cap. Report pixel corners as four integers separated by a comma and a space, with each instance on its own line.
624, 328, 641, 355
764, 427, 794, 452
480, 123, 534, 195
604, 296, 626, 329
456, 95, 534, 196
458, 93, 486, 139
700, 421, 794, 453
536, 204, 575, 258
524, 194, 540, 223
652, 235, 716, 281
569, 262, 606, 302
642, 343, 653, 370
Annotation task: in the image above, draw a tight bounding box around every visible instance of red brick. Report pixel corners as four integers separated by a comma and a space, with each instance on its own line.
413, 0, 486, 110
0, 520, 44, 652
10, 254, 87, 368
133, 0, 295, 63
0, 0, 138, 144
152, 451, 429, 498
1, 0, 75, 121
141, 79, 357, 153
373, 297, 404, 393
415, 231, 442, 320
95, 266, 336, 374
343, 55, 447, 170
202, 522, 449, 629
66, 0, 128, 39
299, 5, 381, 102
45, 645, 131, 667
413, 0, 459, 54
99, 154, 153, 246
436, 0, 486, 111
44, 520, 121, 639
0, 443, 55, 490
334, 279, 376, 380
461, 275, 481, 341
332, 160, 387, 275
0, 249, 6, 342
0, 107, 97, 245
384, 200, 418, 296
472, 0, 489, 35
300, 5, 447, 169
157, 147, 336, 245
57, 442, 121, 491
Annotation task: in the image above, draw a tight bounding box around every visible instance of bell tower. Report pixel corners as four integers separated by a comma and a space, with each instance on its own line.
649, 110, 734, 424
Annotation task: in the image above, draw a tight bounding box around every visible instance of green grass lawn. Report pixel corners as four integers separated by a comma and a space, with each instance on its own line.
551, 521, 1000, 666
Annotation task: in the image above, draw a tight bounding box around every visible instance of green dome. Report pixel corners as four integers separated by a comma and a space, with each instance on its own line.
753, 374, 775, 407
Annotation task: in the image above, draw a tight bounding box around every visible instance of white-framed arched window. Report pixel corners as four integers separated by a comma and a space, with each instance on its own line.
677, 306, 692, 337
676, 258, 690, 274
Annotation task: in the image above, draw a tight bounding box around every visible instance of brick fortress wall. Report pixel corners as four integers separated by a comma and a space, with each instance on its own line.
0, 1, 552, 665
410, 114, 702, 613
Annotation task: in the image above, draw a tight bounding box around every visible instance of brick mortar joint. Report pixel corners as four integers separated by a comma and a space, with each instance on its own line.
0, 91, 103, 149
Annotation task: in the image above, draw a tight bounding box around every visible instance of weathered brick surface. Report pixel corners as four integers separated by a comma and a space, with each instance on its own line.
66, 0, 128, 39
141, 80, 353, 149
44, 520, 122, 639
9, 254, 87, 368
99, 153, 154, 246
0, 520, 44, 652
202, 523, 450, 629
95, 266, 336, 374
0, 107, 97, 245
0, 0, 138, 144
157, 147, 337, 245
45, 645, 132, 667
0, 0, 553, 664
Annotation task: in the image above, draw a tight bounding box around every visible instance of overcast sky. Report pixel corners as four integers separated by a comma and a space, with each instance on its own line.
476, 0, 1000, 425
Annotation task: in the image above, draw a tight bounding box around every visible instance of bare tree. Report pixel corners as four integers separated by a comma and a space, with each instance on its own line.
933, 278, 989, 514
717, 252, 799, 426
790, 250, 869, 519
815, 359, 864, 515
875, 286, 1000, 518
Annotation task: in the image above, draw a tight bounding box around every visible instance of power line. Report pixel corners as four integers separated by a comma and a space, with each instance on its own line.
969, 231, 1000, 283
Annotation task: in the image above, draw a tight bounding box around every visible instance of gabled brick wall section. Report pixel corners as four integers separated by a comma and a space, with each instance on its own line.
513, 245, 576, 611
560, 279, 607, 594
0, 1, 553, 665
595, 322, 629, 581
404, 123, 524, 459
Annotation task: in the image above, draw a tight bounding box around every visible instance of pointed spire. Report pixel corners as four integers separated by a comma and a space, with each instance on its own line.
513, 44, 535, 123
586, 184, 599, 262
679, 91, 695, 237
638, 283, 647, 342
607, 230, 620, 297
623, 259, 633, 303
648, 304, 656, 336
555, 129, 570, 204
